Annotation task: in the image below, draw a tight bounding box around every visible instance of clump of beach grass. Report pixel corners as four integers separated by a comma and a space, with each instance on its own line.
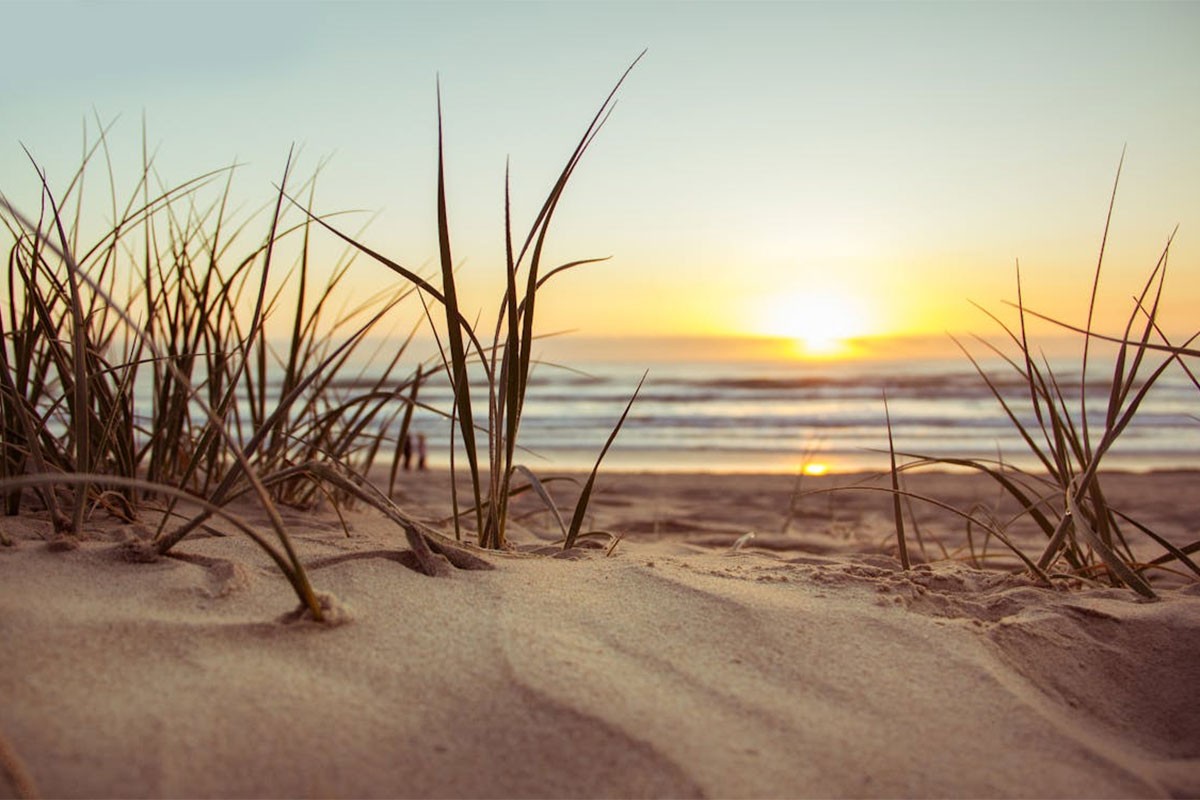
294, 53, 647, 551
871, 164, 1199, 596
2, 55, 650, 624
0, 123, 443, 620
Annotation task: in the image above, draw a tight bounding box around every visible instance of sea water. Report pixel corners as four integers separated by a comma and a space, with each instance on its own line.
378, 352, 1200, 474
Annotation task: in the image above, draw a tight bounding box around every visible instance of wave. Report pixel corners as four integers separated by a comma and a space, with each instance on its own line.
140, 355, 1200, 472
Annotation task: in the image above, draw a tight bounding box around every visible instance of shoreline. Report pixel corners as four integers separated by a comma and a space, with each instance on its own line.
396, 447, 1200, 477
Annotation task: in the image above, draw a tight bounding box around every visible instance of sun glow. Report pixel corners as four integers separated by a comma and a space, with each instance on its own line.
758, 289, 871, 359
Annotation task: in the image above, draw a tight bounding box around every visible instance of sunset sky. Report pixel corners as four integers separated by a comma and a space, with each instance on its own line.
3, 1, 1198, 360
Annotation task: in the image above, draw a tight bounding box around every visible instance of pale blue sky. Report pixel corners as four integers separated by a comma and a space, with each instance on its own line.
3, 1, 1198, 350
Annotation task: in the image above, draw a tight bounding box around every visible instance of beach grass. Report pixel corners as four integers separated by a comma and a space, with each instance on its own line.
0, 125, 444, 620
4, 57, 1196, 620
290, 53, 647, 550
869, 165, 1200, 595
0, 56, 650, 626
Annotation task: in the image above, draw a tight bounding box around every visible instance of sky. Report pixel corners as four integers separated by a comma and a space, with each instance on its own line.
3, 1, 1199, 361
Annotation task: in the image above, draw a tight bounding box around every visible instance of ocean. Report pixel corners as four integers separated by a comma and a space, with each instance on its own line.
386, 349, 1200, 475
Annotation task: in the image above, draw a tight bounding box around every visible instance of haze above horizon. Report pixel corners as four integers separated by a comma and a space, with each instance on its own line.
3, 1, 1198, 361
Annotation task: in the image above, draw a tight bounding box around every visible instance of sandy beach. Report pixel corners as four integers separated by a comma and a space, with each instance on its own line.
2, 468, 1198, 799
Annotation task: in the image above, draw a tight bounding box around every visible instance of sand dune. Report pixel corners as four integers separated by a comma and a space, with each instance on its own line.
2, 470, 1198, 798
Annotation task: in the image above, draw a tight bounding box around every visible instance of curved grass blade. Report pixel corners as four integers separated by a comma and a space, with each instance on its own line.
512, 464, 568, 539
1112, 509, 1200, 579
806, 483, 1054, 585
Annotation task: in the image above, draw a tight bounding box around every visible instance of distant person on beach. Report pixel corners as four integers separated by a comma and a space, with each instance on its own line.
402, 433, 413, 471
417, 433, 428, 470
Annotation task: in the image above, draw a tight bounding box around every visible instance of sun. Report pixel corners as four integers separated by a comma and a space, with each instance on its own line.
759, 289, 870, 358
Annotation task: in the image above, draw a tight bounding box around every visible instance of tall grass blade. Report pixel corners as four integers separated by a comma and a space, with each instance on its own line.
882, 391, 910, 569
1080, 150, 1125, 460
1065, 488, 1155, 598
435, 84, 485, 542
564, 372, 645, 550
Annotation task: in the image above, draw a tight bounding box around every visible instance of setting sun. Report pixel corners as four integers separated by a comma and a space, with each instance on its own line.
758, 289, 871, 358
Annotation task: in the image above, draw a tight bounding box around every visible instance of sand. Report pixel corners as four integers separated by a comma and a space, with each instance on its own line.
2, 469, 1198, 798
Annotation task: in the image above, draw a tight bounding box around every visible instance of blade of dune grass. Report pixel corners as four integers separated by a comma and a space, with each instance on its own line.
433, 82, 485, 543
805, 482, 1053, 583
149, 168, 395, 500
507, 57, 641, 427
1065, 486, 1155, 598
1134, 299, 1200, 390
146, 183, 262, 487
1012, 266, 1070, 482
889, 452, 1065, 543
882, 392, 910, 570
487, 53, 643, 549
1136, 517, 1200, 577
1007, 232, 1200, 362
278, 460, 493, 571
389, 362, 423, 498
512, 464, 568, 539
414, 287, 467, 541
1111, 507, 1200, 579
1080, 148, 1124, 461
1034, 259, 1179, 574
24, 154, 91, 535
5, 152, 374, 513
564, 372, 645, 550
490, 162, 522, 550
953, 331, 1063, 482
324, 334, 422, 485
269, 174, 317, 460
254, 283, 421, 499
278, 189, 492, 363
250, 163, 292, 432
1012, 306, 1200, 357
